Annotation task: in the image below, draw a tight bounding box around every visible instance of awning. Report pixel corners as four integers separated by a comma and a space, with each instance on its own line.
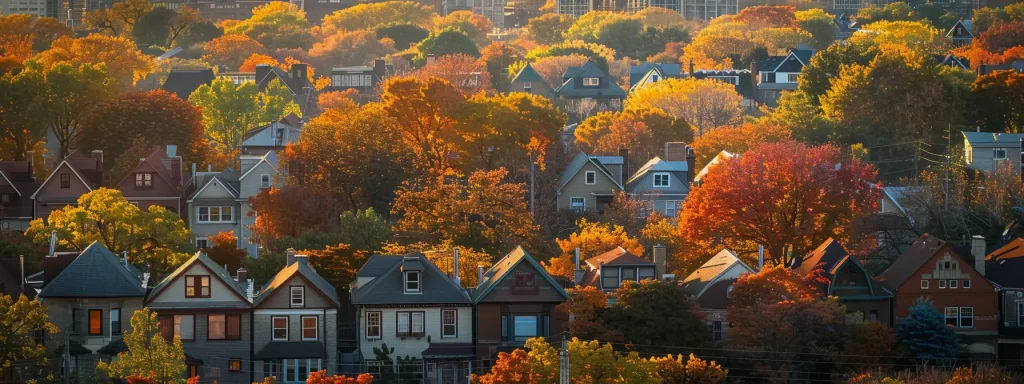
66, 341, 92, 356
97, 339, 127, 355
421, 343, 474, 359
186, 354, 204, 366
254, 341, 326, 360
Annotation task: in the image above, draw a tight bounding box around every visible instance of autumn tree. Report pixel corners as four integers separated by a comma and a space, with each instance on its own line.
21, 61, 117, 159
25, 188, 194, 275
201, 34, 268, 69
83, 0, 151, 37
734, 5, 796, 29
555, 286, 619, 341
132, 6, 201, 47
0, 14, 72, 51
415, 28, 480, 64
625, 77, 743, 136
306, 370, 374, 384
383, 240, 493, 287
376, 23, 429, 50
544, 219, 644, 279
970, 69, 1024, 132
309, 30, 396, 74
434, 10, 493, 45
604, 280, 709, 348
204, 231, 247, 270
189, 78, 299, 151
526, 40, 615, 73
303, 243, 368, 293
678, 141, 880, 265
650, 354, 728, 384
413, 53, 493, 94
472, 349, 537, 384
35, 34, 155, 88
528, 54, 589, 88
222, 2, 313, 50
248, 185, 340, 248
689, 121, 791, 170
848, 20, 943, 54
795, 9, 838, 50
524, 13, 572, 45
99, 308, 186, 383
842, 320, 896, 373
575, 108, 692, 164
379, 76, 466, 171
320, 1, 434, 36
481, 41, 524, 91
0, 295, 57, 372
0, 69, 46, 160
457, 92, 564, 173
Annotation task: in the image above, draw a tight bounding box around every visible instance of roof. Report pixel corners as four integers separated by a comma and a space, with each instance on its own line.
585, 247, 651, 268
146, 252, 249, 306
351, 254, 471, 306
255, 259, 340, 307
962, 131, 1024, 146
116, 149, 184, 194
31, 151, 103, 199
946, 19, 973, 38
691, 69, 756, 100
254, 341, 326, 359
694, 151, 736, 183
472, 246, 569, 302
97, 338, 127, 355
38, 242, 146, 298
558, 152, 624, 191
422, 343, 475, 358
935, 54, 970, 69
625, 157, 688, 187
239, 151, 278, 180
986, 238, 1024, 288
188, 169, 240, 201
629, 63, 682, 87
877, 234, 949, 291
511, 63, 552, 91
682, 249, 750, 298
161, 69, 215, 100
696, 278, 736, 310
553, 61, 626, 99
760, 49, 813, 73
792, 238, 849, 276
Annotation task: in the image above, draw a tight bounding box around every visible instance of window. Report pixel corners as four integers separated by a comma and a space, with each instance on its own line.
260, 174, 271, 188
653, 173, 670, 187
185, 275, 210, 298
135, 173, 153, 188
1, 194, 9, 204
515, 272, 535, 287
1017, 302, 1024, 326
174, 315, 195, 340
290, 286, 305, 307
787, 73, 799, 82
71, 308, 79, 334
366, 311, 381, 339
513, 315, 537, 341
442, 309, 457, 338
396, 312, 425, 337
921, 280, 929, 289
301, 316, 318, 340
621, 267, 636, 282
272, 316, 288, 340
264, 361, 281, 379
963, 280, 971, 288
869, 310, 878, 321
583, 77, 599, 86
950, 280, 958, 288
638, 267, 655, 280
88, 309, 102, 336
523, 81, 532, 92
939, 280, 947, 289
111, 308, 121, 335
197, 206, 234, 223
602, 267, 619, 289
196, 238, 208, 249
570, 197, 585, 212
405, 271, 421, 293
501, 315, 509, 341
664, 200, 678, 217
760, 72, 776, 83
208, 314, 239, 340
712, 321, 723, 342
228, 359, 241, 372
584, 171, 596, 184
960, 307, 974, 328
945, 307, 959, 327
995, 149, 1008, 159
60, 173, 70, 189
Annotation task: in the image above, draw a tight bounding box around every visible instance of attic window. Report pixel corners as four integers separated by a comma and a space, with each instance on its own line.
585, 171, 596, 185
523, 81, 532, 92
261, 174, 271, 188
185, 275, 210, 298
653, 173, 670, 187
405, 271, 421, 293
135, 173, 153, 188
60, 174, 70, 189
515, 272, 535, 287
583, 77, 599, 86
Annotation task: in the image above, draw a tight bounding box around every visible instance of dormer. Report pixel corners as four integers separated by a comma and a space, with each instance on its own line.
401, 256, 423, 294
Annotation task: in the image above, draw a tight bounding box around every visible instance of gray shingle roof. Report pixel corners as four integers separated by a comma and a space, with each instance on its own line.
554, 61, 626, 99
511, 63, 552, 92
351, 254, 471, 306
962, 131, 1024, 146
255, 259, 340, 307
472, 246, 569, 302
146, 251, 250, 307
625, 157, 689, 188
38, 242, 146, 298
681, 249, 750, 298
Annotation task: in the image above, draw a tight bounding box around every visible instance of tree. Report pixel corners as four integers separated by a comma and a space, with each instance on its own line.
189, 78, 299, 151
434, 10, 493, 45
604, 280, 709, 348
480, 41, 524, 91
306, 370, 374, 384
529, 54, 589, 88
544, 219, 644, 279
25, 188, 194, 275
894, 299, 959, 361
728, 265, 821, 308
204, 231, 247, 270
99, 308, 186, 383
320, 1, 434, 35
317, 89, 359, 112
413, 53, 493, 94
526, 41, 615, 73
376, 23, 429, 50
0, 69, 47, 160
734, 5, 796, 28
0, 14, 73, 51
848, 20, 942, 54
635, 7, 685, 28
795, 9, 838, 50
35, 34, 155, 88
472, 349, 536, 384
222, 2, 313, 50
650, 354, 728, 384
337, 208, 393, 253
689, 122, 790, 170
303, 243, 368, 292
758, 90, 835, 144
0, 295, 57, 371
970, 69, 1024, 132
133, 6, 201, 47
973, 7, 1010, 34
575, 109, 692, 164
592, 17, 646, 59
201, 34, 268, 69
625, 77, 743, 136
83, 0, 152, 37
24, 61, 118, 159
177, 20, 221, 48
248, 185, 340, 248
415, 28, 480, 64
555, 286, 619, 341
524, 13, 573, 45
678, 141, 880, 265
842, 321, 896, 373
379, 76, 467, 171
309, 29, 396, 71
976, 20, 1024, 54
78, 90, 208, 174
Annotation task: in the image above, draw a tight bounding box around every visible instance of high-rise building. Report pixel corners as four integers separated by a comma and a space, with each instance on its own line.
683, 0, 738, 20
626, 0, 681, 14
557, 0, 590, 18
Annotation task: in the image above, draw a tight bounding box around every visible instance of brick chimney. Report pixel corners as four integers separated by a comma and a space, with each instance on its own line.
685, 146, 696, 183
971, 235, 986, 276
664, 142, 687, 161
236, 267, 248, 282
373, 59, 386, 81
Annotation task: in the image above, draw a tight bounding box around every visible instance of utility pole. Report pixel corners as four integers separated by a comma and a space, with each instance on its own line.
559, 335, 569, 384
529, 151, 536, 217
945, 124, 951, 210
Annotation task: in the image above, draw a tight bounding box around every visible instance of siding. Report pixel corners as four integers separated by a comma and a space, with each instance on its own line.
557, 162, 620, 211
150, 310, 253, 384
44, 298, 145, 376
966, 142, 1022, 174
34, 162, 92, 220
356, 307, 473, 360
252, 310, 339, 378
258, 275, 335, 309
508, 82, 553, 100
147, 262, 247, 305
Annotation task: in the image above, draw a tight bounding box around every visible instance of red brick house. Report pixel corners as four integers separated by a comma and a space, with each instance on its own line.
878, 234, 999, 357
114, 146, 193, 219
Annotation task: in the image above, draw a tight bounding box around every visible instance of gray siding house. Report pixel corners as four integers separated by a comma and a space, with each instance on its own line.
963, 131, 1024, 175
252, 250, 340, 383
681, 249, 755, 343
508, 63, 554, 100
756, 49, 813, 106
556, 152, 625, 213
146, 252, 254, 384
625, 145, 694, 218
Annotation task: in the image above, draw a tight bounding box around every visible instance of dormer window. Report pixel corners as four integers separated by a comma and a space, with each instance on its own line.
60, 173, 70, 189
583, 77, 599, 86
523, 81, 532, 93
584, 171, 596, 185
651, 74, 659, 82
653, 173, 670, 187
515, 272, 535, 287
405, 271, 421, 293
185, 275, 210, 298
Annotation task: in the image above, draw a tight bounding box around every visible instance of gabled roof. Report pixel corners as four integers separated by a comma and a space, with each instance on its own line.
146, 252, 250, 306
694, 150, 736, 184
255, 259, 340, 307
188, 169, 240, 201
351, 253, 471, 306
30, 151, 101, 199
935, 54, 970, 69
946, 19, 973, 38
629, 63, 682, 87
878, 234, 961, 291
682, 249, 752, 298
0, 160, 36, 198
962, 131, 1024, 146
558, 152, 623, 191
511, 63, 552, 91
696, 278, 736, 310
472, 246, 569, 302
161, 69, 215, 100
986, 238, 1024, 288
761, 49, 813, 73
585, 247, 651, 268
38, 242, 146, 298
116, 149, 181, 194
239, 151, 278, 180
625, 157, 688, 188
553, 61, 626, 99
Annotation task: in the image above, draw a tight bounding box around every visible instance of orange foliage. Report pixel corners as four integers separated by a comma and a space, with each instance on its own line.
0, 33, 31, 72
36, 34, 154, 88
734, 5, 797, 29
530, 54, 588, 89
729, 265, 821, 309
186, 377, 199, 384
555, 286, 621, 341
306, 370, 374, 384
413, 53, 493, 95
125, 375, 155, 384
690, 122, 791, 170
205, 231, 247, 270
202, 34, 268, 69
248, 185, 340, 249
471, 349, 534, 384
239, 54, 326, 89
239, 53, 279, 72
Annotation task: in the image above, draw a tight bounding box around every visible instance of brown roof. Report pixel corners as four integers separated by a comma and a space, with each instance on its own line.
64, 151, 103, 187
584, 247, 651, 268
116, 149, 185, 194
878, 234, 949, 291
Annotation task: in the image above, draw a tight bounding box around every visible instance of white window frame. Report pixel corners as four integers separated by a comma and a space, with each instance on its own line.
995, 148, 1008, 160
272, 316, 289, 341
944, 307, 959, 327
653, 173, 671, 188
404, 271, 421, 293
963, 280, 971, 288
290, 286, 304, 307
664, 200, 678, 217
787, 73, 799, 82
570, 197, 585, 211
260, 174, 271, 188
110, 308, 121, 335
584, 171, 596, 185
412, 312, 425, 334
712, 321, 723, 342
583, 77, 599, 86
441, 309, 457, 339
365, 311, 381, 340
197, 206, 235, 223
523, 81, 532, 90
921, 279, 929, 289
301, 316, 318, 341
950, 280, 958, 289
959, 307, 974, 328
939, 280, 947, 289
196, 237, 208, 249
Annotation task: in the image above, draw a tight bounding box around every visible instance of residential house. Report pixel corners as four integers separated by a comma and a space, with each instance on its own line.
791, 239, 892, 325
252, 250, 340, 383
756, 48, 814, 106
240, 114, 302, 156
878, 234, 999, 357
553, 61, 626, 113
114, 146, 192, 219
161, 69, 215, 100
625, 143, 695, 218
509, 63, 555, 100
693, 150, 736, 185
691, 69, 757, 108
187, 151, 279, 256
38, 242, 148, 377
256, 63, 317, 117
572, 246, 667, 302
217, 71, 257, 86
947, 18, 973, 47
473, 246, 570, 364
0, 156, 39, 231
835, 13, 860, 40
682, 0, 738, 20
982, 238, 1024, 365
146, 252, 253, 383
0, 257, 31, 299
628, 63, 681, 93
351, 253, 474, 383
962, 131, 1024, 175
31, 150, 104, 221
556, 152, 626, 213
935, 54, 970, 70
325, 60, 389, 100
629, 63, 755, 108
681, 249, 755, 343
979, 61, 1024, 74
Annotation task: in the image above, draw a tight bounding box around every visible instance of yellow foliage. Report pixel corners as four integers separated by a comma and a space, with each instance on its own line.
625, 77, 743, 136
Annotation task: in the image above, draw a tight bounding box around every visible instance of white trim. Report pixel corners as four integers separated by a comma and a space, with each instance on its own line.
0, 170, 21, 196
239, 153, 278, 180
653, 172, 671, 188
300, 315, 318, 341
772, 52, 805, 72
291, 286, 305, 307
255, 309, 338, 315
30, 161, 92, 199
404, 271, 421, 293
271, 316, 289, 341
584, 171, 596, 185
188, 177, 238, 202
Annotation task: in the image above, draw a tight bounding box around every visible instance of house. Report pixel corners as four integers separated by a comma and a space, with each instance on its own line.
682, 0, 739, 20
114, 146, 192, 219
935, 54, 970, 70
509, 63, 555, 100
0, 155, 39, 231
145, 252, 253, 383
982, 238, 1024, 365
187, 151, 279, 256
256, 63, 317, 117
351, 253, 474, 383
38, 242, 148, 377
325, 60, 389, 99
572, 246, 667, 300
0, 257, 32, 299
693, 150, 736, 185
161, 69, 215, 100
878, 234, 999, 357
240, 114, 302, 156
629, 63, 755, 107
628, 63, 682, 92
979, 61, 1024, 75
553, 61, 626, 113
31, 150, 104, 221
681, 249, 755, 343
473, 246, 570, 364
947, 18, 973, 47
791, 239, 892, 324
252, 250, 341, 383
962, 131, 1024, 175
835, 13, 859, 40
756, 48, 814, 106
556, 152, 626, 213
217, 71, 257, 86
625, 143, 695, 218
691, 69, 757, 108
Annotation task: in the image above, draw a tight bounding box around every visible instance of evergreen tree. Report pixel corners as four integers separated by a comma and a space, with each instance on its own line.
895, 298, 960, 361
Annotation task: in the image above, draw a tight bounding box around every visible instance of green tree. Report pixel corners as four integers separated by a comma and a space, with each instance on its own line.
894, 299, 959, 361
132, 6, 200, 47
99, 308, 186, 383
337, 208, 393, 253
189, 78, 299, 151
525, 13, 573, 45
603, 280, 709, 348
0, 295, 57, 371
795, 9, 838, 50
375, 23, 429, 50
25, 61, 117, 159
0, 68, 47, 160
415, 28, 480, 64
177, 20, 221, 48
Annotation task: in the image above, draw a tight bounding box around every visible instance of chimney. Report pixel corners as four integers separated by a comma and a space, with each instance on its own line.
373, 59, 386, 81
618, 148, 629, 183
90, 150, 103, 166
292, 63, 309, 89
688, 59, 694, 76
653, 245, 666, 280
685, 146, 696, 183
664, 142, 687, 161
207, 164, 212, 172
294, 254, 309, 266
286, 248, 296, 266
971, 235, 986, 276
477, 265, 484, 288
750, 60, 759, 85
758, 245, 765, 271
166, 145, 177, 158
236, 268, 248, 282
573, 247, 585, 285
191, 163, 196, 180
48, 230, 57, 257
122, 250, 128, 267
25, 150, 33, 181
453, 248, 461, 286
